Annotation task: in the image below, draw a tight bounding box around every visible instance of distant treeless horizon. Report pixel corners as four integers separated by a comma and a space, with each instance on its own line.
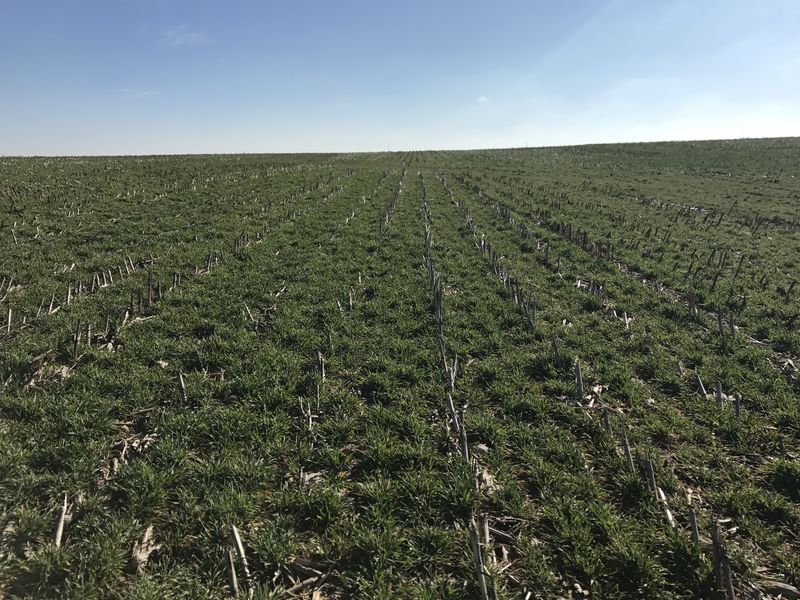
2, 0, 799, 155
3, 136, 800, 159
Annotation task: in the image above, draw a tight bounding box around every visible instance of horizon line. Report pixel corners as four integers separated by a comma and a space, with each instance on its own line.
1, 135, 796, 159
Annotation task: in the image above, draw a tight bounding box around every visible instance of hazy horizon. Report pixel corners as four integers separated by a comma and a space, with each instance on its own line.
2, 0, 799, 155
2, 135, 798, 159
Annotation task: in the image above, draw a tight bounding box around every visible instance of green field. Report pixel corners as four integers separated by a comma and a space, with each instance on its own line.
1, 139, 798, 599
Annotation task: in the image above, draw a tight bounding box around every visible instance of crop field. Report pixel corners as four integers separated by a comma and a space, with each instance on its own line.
0, 138, 798, 599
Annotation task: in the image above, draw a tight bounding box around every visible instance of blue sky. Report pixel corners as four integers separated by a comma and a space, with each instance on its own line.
1, 0, 799, 154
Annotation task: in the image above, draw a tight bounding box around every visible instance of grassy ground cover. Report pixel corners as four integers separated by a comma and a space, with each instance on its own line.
0, 141, 798, 598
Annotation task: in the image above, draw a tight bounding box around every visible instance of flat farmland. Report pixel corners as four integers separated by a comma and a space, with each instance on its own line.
1, 139, 798, 599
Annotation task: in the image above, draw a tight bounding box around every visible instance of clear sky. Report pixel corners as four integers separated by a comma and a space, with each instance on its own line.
1, 0, 799, 155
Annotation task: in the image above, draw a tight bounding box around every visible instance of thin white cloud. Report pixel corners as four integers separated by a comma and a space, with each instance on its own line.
161, 25, 210, 48
476, 96, 489, 104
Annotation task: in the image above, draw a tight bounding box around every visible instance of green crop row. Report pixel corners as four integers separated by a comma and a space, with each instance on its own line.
0, 143, 797, 599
